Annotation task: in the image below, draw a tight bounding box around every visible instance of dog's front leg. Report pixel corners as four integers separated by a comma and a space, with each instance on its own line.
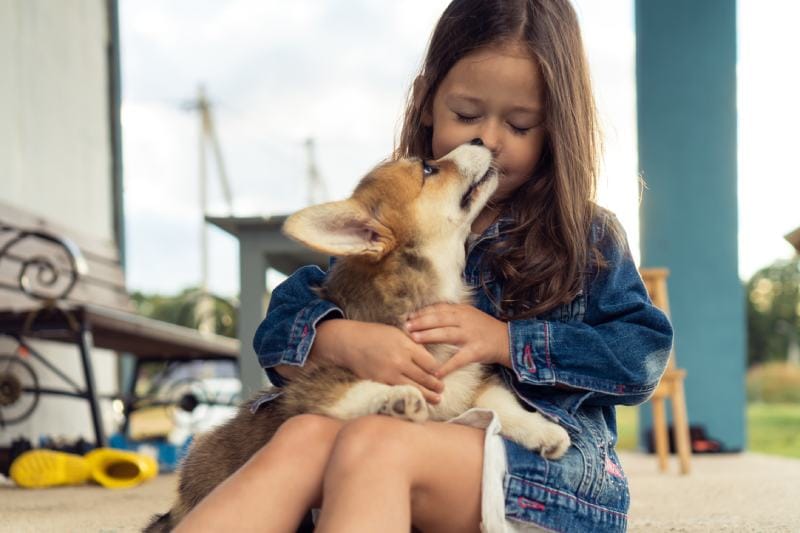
473, 378, 570, 459
320, 381, 429, 423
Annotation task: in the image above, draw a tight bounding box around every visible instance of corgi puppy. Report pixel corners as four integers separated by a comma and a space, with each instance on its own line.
145, 142, 570, 531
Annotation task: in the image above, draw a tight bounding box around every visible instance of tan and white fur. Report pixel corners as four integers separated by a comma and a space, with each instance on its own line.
144, 143, 569, 532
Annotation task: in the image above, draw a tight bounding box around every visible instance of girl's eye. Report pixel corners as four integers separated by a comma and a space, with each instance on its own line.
422, 161, 439, 178
455, 112, 479, 124
509, 124, 533, 136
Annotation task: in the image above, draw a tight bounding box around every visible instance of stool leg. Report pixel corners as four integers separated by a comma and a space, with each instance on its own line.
671, 381, 692, 475
652, 397, 669, 472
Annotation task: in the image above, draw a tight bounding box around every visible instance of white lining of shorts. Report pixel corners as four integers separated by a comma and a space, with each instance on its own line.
448, 408, 549, 533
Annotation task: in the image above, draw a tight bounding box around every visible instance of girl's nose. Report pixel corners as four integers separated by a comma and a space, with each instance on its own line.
476, 120, 501, 154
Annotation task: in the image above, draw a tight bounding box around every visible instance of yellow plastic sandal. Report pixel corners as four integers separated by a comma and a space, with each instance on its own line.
85, 448, 159, 489
10, 450, 91, 488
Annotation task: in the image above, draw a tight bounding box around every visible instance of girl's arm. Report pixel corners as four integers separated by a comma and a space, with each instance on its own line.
253, 265, 343, 387
254, 265, 443, 402
501, 215, 673, 407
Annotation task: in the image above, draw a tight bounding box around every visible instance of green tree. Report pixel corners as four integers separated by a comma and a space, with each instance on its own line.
746, 256, 800, 367
131, 287, 238, 338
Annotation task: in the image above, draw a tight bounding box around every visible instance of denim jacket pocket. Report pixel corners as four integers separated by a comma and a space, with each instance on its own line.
568, 408, 628, 512
594, 443, 630, 512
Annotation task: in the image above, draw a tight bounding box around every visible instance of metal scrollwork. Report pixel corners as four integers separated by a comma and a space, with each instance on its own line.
0, 225, 88, 302
0, 352, 40, 426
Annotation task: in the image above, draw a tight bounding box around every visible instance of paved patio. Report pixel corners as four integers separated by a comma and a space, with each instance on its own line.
623, 451, 799, 532
1, 451, 799, 532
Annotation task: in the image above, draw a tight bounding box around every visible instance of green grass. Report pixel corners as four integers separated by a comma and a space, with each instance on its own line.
616, 405, 639, 451
614, 402, 800, 459
747, 402, 800, 458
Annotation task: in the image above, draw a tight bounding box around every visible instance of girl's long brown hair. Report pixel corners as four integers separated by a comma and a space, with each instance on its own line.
395, 0, 604, 320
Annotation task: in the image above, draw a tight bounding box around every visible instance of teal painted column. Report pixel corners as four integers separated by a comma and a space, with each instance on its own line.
635, 1, 745, 450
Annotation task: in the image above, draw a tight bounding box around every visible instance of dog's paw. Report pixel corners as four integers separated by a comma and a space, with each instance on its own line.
378, 385, 429, 423
505, 414, 571, 459
536, 424, 571, 459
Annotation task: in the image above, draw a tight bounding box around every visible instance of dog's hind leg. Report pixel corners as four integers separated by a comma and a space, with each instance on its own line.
473, 379, 570, 459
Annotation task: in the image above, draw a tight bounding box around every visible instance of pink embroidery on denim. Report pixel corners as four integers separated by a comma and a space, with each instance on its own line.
516, 478, 629, 519
524, 344, 535, 371
605, 456, 624, 478
543, 322, 552, 368
616, 384, 626, 393
517, 496, 546, 511
302, 325, 309, 336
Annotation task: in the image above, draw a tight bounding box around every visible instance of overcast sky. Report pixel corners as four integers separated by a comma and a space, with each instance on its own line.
119, 0, 800, 298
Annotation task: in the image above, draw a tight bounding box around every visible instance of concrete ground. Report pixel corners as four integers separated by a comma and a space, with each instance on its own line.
1, 451, 799, 532
624, 452, 800, 532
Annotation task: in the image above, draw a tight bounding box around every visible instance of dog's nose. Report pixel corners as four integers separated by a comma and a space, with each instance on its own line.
470, 138, 483, 146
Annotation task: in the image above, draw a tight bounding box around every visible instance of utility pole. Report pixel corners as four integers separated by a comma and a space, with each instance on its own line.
305, 138, 328, 206
187, 84, 234, 334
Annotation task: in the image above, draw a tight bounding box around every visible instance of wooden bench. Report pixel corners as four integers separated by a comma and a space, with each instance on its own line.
0, 201, 239, 446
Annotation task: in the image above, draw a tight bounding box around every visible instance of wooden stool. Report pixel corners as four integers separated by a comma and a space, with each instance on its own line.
639, 268, 692, 474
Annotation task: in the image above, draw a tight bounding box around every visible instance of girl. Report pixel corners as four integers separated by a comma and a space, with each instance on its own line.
177, 0, 672, 531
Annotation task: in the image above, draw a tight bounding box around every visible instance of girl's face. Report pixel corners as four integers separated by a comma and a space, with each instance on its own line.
426, 41, 547, 201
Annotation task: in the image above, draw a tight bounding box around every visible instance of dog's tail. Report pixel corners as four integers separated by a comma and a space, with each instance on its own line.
142, 511, 173, 533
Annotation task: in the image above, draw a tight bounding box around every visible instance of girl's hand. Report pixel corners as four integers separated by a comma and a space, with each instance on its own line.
312, 319, 444, 404
405, 303, 510, 377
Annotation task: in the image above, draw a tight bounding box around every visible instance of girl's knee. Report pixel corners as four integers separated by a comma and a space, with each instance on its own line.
327, 415, 415, 472
255, 414, 341, 462
278, 414, 341, 444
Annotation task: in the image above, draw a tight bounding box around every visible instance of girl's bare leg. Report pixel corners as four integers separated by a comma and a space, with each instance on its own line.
175, 414, 344, 533
315, 415, 485, 533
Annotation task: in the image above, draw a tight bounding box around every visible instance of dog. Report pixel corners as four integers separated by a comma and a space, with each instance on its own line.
144, 142, 570, 531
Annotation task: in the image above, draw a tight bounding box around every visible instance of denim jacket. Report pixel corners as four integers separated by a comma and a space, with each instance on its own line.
253, 210, 673, 532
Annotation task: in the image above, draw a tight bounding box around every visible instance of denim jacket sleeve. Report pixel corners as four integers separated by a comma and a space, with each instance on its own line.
506, 217, 673, 407
252, 264, 343, 387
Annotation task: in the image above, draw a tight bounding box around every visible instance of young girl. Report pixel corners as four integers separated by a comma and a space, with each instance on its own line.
177, 0, 672, 531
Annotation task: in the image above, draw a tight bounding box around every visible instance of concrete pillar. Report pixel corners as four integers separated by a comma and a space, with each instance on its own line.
635, 0, 745, 450
238, 232, 269, 397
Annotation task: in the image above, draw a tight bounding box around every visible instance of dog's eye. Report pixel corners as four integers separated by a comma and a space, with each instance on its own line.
422, 161, 439, 179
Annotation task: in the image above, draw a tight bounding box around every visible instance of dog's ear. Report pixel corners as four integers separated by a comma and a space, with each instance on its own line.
283, 199, 395, 260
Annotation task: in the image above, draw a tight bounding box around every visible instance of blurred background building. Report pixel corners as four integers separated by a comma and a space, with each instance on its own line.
0, 0, 123, 442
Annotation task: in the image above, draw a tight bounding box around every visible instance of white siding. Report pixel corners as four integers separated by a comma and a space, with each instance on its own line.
0, 0, 119, 445
0, 0, 113, 240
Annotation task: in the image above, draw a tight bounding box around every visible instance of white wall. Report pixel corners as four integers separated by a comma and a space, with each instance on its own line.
0, 0, 119, 446
0, 0, 114, 240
